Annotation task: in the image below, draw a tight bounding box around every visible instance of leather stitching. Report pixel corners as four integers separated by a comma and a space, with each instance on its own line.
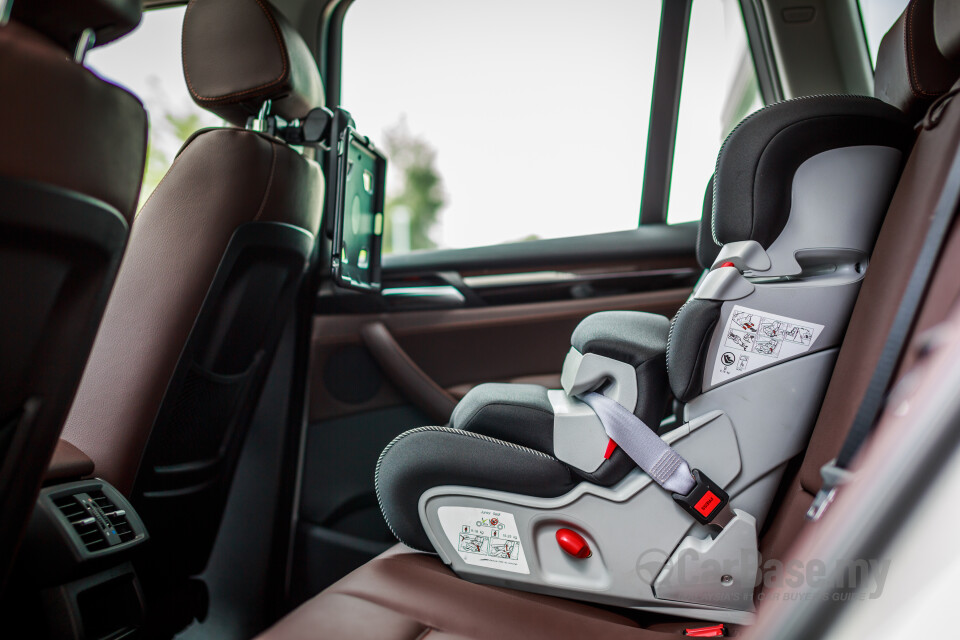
905, 1, 940, 98
182, 0, 290, 106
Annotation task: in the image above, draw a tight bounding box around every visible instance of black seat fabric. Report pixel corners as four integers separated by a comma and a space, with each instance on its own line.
0, 1, 145, 589
60, 0, 324, 602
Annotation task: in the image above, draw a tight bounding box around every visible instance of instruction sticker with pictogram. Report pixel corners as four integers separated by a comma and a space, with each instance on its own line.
437, 507, 529, 574
711, 305, 824, 386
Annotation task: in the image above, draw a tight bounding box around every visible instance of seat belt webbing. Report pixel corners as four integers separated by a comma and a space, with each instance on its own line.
581, 391, 735, 527
580, 392, 694, 494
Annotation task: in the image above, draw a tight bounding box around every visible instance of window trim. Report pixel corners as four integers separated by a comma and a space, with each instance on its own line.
639, 0, 693, 225
740, 0, 784, 104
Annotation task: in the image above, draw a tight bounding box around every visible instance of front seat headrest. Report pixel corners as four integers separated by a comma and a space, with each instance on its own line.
182, 0, 325, 127
10, 0, 142, 52
874, 0, 960, 120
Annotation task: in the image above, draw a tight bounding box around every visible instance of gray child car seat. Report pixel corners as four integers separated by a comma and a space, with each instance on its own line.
374, 95, 914, 623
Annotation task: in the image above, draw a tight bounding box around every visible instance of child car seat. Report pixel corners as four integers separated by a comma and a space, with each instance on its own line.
373, 96, 914, 623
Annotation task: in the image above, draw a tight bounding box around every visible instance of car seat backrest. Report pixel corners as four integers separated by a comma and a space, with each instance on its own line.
60, 0, 325, 598
0, 0, 145, 588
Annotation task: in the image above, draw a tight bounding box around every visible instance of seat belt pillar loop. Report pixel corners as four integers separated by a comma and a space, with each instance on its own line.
806, 458, 854, 521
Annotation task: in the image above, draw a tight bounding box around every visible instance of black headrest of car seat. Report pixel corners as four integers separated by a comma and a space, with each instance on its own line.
712, 95, 914, 248
11, 0, 142, 52
182, 0, 325, 127
874, 0, 960, 121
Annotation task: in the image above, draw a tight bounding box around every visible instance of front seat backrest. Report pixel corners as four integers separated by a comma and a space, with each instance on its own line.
61, 0, 324, 583
0, 0, 146, 587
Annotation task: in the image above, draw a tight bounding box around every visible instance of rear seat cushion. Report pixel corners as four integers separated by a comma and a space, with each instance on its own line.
256, 545, 676, 640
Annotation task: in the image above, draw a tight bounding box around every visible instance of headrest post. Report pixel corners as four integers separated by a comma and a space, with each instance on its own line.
0, 0, 13, 26
73, 27, 95, 64
250, 99, 273, 133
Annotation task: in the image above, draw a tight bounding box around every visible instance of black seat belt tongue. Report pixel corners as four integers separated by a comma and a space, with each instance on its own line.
806, 91, 960, 521
673, 468, 736, 528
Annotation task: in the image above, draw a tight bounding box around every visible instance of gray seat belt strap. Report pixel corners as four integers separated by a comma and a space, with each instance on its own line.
580, 392, 695, 494
580, 391, 735, 527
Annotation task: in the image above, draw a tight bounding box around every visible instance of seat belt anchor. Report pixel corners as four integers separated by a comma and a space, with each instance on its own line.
806, 459, 854, 521
672, 469, 731, 526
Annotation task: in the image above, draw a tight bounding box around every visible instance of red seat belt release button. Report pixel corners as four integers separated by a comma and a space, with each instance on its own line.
672, 469, 729, 525
603, 438, 617, 459
684, 623, 726, 637
555, 528, 591, 558
719, 261, 736, 269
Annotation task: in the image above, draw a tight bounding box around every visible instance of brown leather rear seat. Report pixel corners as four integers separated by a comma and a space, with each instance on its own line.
258, 1, 960, 638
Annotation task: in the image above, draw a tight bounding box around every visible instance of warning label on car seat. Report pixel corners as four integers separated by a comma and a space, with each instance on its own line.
710, 305, 824, 387
437, 506, 529, 574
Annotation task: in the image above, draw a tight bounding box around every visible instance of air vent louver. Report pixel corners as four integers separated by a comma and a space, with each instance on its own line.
53, 490, 136, 552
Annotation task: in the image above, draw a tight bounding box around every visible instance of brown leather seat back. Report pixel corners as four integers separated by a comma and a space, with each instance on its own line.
0, 1, 146, 588
61, 0, 324, 590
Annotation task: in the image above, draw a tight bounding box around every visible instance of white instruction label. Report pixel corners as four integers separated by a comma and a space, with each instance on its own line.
711, 305, 824, 386
437, 506, 529, 574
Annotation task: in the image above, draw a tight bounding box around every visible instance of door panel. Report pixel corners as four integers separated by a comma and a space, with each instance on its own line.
309, 288, 692, 422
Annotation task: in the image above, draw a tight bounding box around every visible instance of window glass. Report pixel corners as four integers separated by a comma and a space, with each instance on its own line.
87, 6, 221, 210
342, 0, 663, 254
858, 0, 911, 68
666, 0, 761, 224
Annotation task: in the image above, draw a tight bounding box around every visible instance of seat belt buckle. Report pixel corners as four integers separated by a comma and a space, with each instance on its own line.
672, 469, 730, 526
806, 459, 854, 521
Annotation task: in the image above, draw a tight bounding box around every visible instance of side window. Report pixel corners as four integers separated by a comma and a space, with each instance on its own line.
341, 1, 663, 254
87, 6, 221, 210
666, 0, 762, 224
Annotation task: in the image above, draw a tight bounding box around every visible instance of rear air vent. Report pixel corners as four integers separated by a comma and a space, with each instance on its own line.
89, 490, 137, 543
39, 480, 148, 561
53, 490, 136, 552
